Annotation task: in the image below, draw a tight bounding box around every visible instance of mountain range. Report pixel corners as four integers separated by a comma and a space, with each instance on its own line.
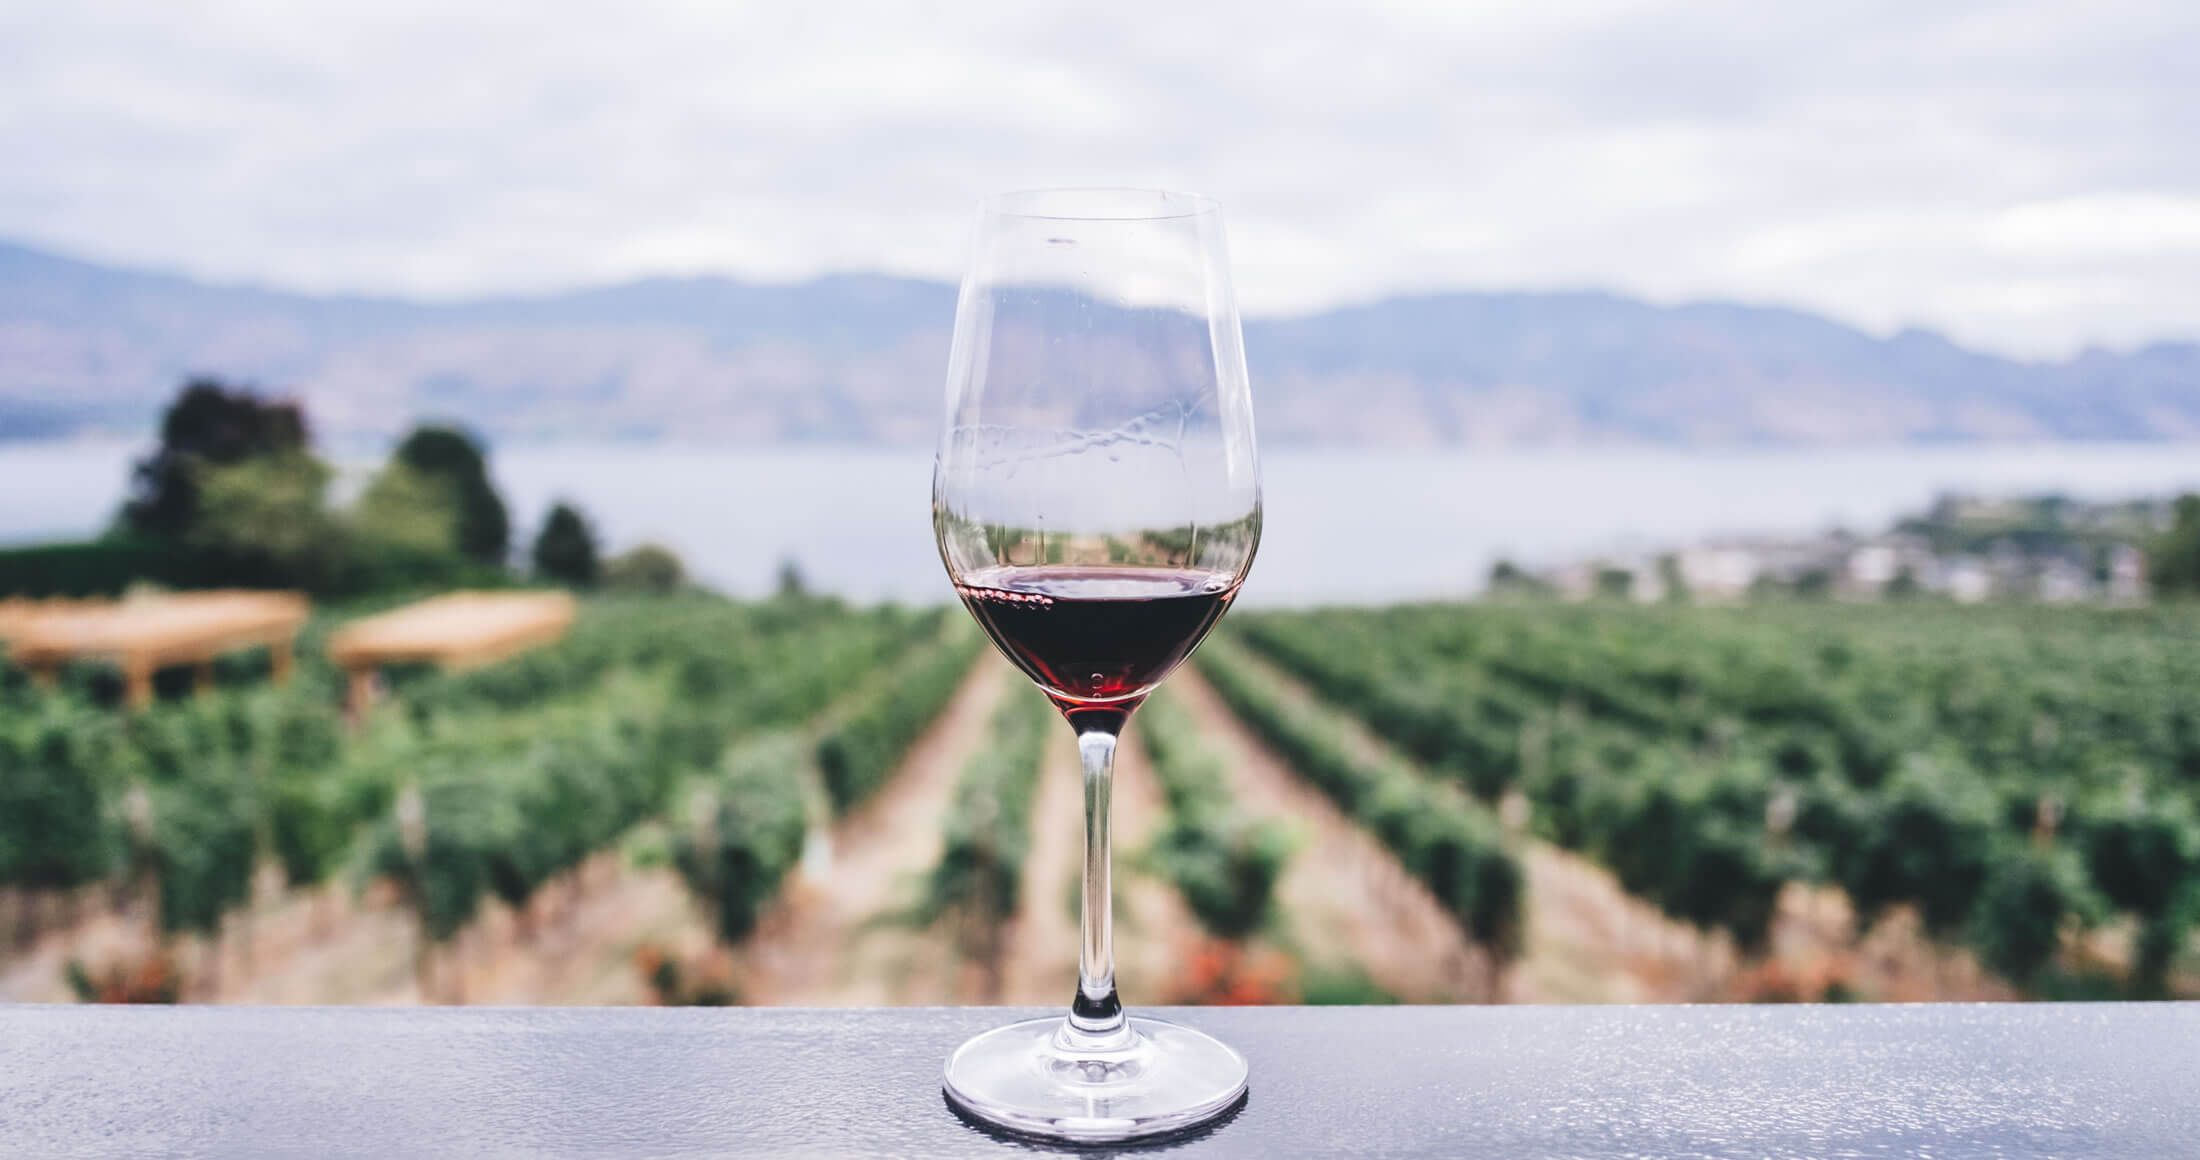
2, 238, 2194, 446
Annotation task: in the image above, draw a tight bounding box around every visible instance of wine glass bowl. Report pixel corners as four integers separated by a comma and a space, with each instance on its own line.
934, 188, 1260, 1142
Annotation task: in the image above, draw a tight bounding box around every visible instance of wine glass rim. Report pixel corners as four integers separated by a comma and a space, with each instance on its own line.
982, 187, 1221, 222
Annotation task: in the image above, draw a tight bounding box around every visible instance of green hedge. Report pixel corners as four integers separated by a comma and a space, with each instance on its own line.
0, 539, 230, 598
1197, 639, 1524, 960
0, 537, 512, 600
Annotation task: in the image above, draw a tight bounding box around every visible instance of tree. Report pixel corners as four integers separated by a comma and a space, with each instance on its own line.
1968, 847, 2095, 987
190, 453, 340, 583
351, 464, 458, 557
1484, 559, 1551, 599
532, 502, 600, 588
394, 425, 510, 567
604, 543, 686, 594
121, 379, 309, 540
1656, 553, 1690, 604
2154, 493, 2200, 597
776, 557, 808, 599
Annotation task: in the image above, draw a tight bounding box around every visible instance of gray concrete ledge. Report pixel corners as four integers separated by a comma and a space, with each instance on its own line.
2, 1003, 2195, 1158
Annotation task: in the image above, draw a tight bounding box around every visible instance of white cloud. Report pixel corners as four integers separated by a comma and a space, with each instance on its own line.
0, 0, 2194, 356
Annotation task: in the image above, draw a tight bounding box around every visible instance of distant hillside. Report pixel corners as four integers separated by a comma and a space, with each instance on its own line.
2, 238, 2194, 446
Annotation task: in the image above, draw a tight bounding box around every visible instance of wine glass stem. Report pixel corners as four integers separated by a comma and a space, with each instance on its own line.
1067, 726, 1128, 1045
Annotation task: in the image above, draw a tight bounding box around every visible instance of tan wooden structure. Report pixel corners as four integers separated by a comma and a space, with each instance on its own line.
327, 591, 577, 711
0, 598, 107, 643
3, 591, 311, 709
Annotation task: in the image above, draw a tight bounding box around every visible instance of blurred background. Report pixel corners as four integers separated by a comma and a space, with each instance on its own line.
3, 0, 2198, 1007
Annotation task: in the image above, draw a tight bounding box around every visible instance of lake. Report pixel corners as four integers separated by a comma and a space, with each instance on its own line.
9, 439, 2200, 605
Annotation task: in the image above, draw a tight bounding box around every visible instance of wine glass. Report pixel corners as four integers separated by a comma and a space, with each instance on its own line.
933, 188, 1261, 1142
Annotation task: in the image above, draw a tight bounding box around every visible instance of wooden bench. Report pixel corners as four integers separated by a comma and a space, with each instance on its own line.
3, 591, 310, 709
327, 590, 577, 712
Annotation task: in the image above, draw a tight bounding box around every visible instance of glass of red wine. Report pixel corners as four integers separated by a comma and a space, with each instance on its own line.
934, 188, 1260, 1142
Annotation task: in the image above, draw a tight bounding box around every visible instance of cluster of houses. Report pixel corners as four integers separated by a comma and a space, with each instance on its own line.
1528, 495, 2164, 604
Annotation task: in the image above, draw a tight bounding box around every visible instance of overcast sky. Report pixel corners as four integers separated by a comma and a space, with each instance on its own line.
3, 0, 2195, 358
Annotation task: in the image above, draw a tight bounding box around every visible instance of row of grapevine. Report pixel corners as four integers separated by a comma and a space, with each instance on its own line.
815, 627, 986, 813
1195, 640, 1524, 962
364, 602, 946, 954
1, 595, 946, 978
668, 623, 998, 955
669, 733, 812, 947
1234, 605, 2200, 991
1134, 690, 1293, 942
1, 684, 351, 939
1460, 608, 2200, 988
915, 686, 1053, 994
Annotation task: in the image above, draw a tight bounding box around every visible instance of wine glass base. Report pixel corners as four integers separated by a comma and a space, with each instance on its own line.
943, 1015, 1249, 1143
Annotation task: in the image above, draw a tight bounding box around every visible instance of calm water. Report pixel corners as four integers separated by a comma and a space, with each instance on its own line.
10, 439, 2200, 605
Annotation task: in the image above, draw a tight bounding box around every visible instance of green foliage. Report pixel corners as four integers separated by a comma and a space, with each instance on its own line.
1198, 640, 1523, 961
1137, 690, 1294, 941
2, 595, 947, 957
121, 379, 310, 540
816, 629, 983, 812
2081, 799, 2200, 920
0, 538, 234, 598
776, 558, 808, 599
0, 707, 124, 891
1967, 846, 2099, 984
2156, 494, 2200, 597
17, 389, 514, 600
1576, 750, 1794, 952
532, 502, 601, 588
1484, 559, 1551, 599
190, 452, 344, 584
145, 761, 259, 937
394, 425, 510, 566
605, 544, 687, 595
918, 689, 1053, 939
1231, 600, 2200, 993
351, 463, 459, 557
1837, 756, 1999, 938
672, 734, 812, 945
1296, 963, 1401, 1005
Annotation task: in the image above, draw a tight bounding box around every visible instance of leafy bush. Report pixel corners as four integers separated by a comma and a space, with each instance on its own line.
1137, 690, 1293, 941
919, 689, 1052, 940
816, 630, 983, 813
672, 734, 812, 945
1229, 601, 2200, 992
1198, 640, 1522, 962
532, 502, 601, 588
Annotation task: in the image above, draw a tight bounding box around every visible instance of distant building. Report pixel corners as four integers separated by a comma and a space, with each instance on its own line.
1679, 546, 1759, 601
1847, 544, 1900, 590
1514, 491, 2166, 606
2036, 559, 2093, 603
2109, 545, 2147, 603
1946, 557, 1993, 604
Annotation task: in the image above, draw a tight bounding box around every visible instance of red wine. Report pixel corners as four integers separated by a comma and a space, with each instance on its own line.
955, 565, 1239, 722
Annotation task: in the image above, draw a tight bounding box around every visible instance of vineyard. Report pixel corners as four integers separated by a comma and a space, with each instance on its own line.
0, 594, 973, 1001
1221, 602, 2200, 998
4, 593, 2197, 1005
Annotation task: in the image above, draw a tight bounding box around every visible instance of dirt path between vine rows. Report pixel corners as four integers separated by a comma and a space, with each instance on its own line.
732, 657, 1009, 1005
4, 658, 1026, 1009
1172, 652, 1766, 1003
997, 723, 1200, 1008
998, 734, 1082, 1005
1109, 729, 1207, 1004
1180, 650, 2017, 1004
1166, 668, 1488, 1002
